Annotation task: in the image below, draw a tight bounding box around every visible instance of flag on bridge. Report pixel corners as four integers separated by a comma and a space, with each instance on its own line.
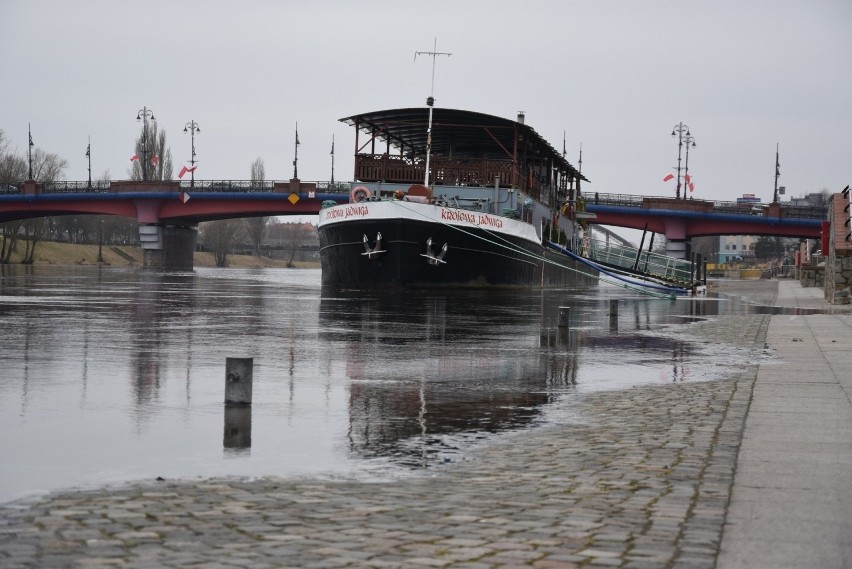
151, 155, 159, 166
178, 165, 197, 179
130, 154, 139, 162
663, 173, 674, 182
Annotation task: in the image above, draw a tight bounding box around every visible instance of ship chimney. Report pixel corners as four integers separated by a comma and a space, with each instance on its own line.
517, 111, 525, 124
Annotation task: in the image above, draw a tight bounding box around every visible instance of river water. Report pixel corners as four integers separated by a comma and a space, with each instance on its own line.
0, 265, 756, 504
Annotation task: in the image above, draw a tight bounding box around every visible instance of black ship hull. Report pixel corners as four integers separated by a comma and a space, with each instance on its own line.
318, 202, 597, 288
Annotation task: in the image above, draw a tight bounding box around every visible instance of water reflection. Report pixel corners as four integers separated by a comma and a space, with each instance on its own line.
0, 266, 767, 503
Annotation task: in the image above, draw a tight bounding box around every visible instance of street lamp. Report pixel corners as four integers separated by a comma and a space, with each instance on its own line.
183, 120, 200, 187
27, 123, 34, 181
86, 136, 92, 188
683, 133, 696, 196
670, 122, 691, 199
136, 107, 155, 181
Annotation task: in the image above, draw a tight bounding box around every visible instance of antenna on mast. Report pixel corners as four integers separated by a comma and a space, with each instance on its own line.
415, 38, 452, 187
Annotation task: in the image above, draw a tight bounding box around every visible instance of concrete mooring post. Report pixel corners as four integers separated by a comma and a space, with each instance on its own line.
225, 357, 253, 405
558, 306, 570, 328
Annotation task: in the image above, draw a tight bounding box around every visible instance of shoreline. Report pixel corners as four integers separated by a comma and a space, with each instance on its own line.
1, 240, 319, 269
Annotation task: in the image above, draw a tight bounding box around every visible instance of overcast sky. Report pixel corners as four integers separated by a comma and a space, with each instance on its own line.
2, 0, 850, 208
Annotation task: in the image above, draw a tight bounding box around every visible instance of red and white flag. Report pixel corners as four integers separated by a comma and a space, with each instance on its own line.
151, 155, 160, 166
684, 174, 691, 184
129, 154, 139, 162
663, 173, 674, 182
178, 165, 197, 179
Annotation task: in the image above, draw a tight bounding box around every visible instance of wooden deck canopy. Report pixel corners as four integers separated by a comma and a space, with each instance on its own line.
340, 107, 588, 203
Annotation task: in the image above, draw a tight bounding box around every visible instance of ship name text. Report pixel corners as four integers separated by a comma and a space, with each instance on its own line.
324, 205, 370, 220
440, 208, 504, 229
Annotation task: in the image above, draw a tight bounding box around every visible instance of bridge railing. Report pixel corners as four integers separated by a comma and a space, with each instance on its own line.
584, 192, 646, 207
583, 191, 827, 219
180, 180, 275, 192
43, 181, 112, 193
0, 180, 353, 195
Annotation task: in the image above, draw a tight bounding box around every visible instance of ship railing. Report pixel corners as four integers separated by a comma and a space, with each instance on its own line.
434, 195, 489, 211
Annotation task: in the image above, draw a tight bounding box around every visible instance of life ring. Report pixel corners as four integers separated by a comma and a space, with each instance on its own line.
350, 186, 371, 203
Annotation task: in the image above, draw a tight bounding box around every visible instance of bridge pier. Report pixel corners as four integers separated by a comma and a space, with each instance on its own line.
140, 224, 197, 271
665, 239, 689, 260
662, 218, 689, 260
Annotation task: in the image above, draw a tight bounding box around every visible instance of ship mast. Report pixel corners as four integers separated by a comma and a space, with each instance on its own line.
415, 38, 451, 187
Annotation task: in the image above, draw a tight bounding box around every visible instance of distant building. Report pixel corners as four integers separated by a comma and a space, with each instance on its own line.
718, 235, 757, 263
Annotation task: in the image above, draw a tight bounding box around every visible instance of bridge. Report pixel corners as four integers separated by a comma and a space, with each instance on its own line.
0, 181, 828, 271
581, 192, 825, 258
0, 179, 350, 270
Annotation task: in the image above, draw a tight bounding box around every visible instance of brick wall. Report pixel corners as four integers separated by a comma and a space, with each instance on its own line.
825, 194, 852, 304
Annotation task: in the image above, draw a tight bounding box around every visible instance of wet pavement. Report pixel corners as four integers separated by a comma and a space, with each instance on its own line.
1, 276, 850, 568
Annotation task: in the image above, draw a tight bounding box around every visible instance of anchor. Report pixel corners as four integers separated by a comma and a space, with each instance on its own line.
420, 237, 448, 266
361, 232, 386, 259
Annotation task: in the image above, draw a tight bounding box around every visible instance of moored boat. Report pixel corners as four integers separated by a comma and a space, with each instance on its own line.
318, 106, 598, 288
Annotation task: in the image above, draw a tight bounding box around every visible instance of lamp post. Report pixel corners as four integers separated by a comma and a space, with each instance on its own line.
683, 133, 696, 197
86, 137, 92, 188
183, 120, 200, 187
136, 107, 155, 180
293, 122, 300, 179
670, 122, 691, 199
27, 123, 34, 181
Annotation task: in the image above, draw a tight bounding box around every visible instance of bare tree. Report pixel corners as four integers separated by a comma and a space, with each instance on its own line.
21, 148, 69, 263
0, 130, 27, 263
199, 219, 246, 267
245, 157, 271, 255
0, 132, 67, 263
268, 220, 312, 267
129, 122, 173, 181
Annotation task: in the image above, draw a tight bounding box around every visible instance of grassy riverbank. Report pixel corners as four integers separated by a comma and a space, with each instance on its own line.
3, 241, 319, 269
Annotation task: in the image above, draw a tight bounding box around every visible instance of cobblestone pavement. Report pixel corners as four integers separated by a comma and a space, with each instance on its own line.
0, 285, 774, 569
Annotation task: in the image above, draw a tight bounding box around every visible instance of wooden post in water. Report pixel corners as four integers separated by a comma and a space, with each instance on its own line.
225, 357, 253, 405
223, 406, 252, 450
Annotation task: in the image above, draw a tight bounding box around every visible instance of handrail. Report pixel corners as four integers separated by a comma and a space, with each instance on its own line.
0, 180, 352, 195
585, 237, 693, 285
584, 191, 826, 219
